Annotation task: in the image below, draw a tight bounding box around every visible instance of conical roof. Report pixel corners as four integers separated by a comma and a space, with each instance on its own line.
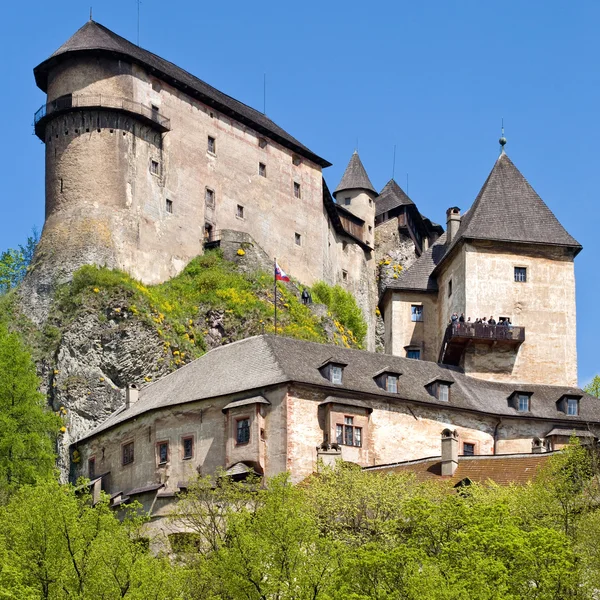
33, 21, 331, 168
375, 179, 414, 217
333, 151, 376, 197
447, 152, 581, 254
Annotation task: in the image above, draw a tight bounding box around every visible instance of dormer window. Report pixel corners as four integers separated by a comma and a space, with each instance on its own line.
319, 361, 346, 384
556, 394, 581, 416
426, 379, 453, 401
374, 370, 401, 393
509, 391, 532, 412
331, 365, 343, 384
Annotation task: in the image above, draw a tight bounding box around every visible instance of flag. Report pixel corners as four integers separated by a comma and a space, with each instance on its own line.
275, 261, 290, 282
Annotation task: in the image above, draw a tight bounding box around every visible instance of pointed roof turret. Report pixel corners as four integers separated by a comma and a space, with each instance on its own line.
333, 151, 376, 197
445, 152, 581, 255
375, 179, 414, 217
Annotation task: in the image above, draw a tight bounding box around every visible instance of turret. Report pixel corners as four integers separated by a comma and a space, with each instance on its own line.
333, 151, 377, 245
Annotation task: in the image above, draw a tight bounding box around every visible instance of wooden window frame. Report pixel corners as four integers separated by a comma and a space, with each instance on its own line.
122, 440, 135, 466
157, 440, 169, 466
336, 416, 362, 447
462, 441, 476, 456
182, 436, 194, 460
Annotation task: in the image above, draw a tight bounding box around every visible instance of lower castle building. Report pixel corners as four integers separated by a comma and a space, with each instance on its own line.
71, 335, 599, 513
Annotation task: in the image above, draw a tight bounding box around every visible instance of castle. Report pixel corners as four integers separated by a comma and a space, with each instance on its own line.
26, 21, 599, 513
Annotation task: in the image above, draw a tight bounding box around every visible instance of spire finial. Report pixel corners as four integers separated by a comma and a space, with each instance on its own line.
499, 118, 507, 154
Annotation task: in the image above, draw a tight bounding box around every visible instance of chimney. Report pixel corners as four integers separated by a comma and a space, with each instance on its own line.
532, 438, 544, 454
125, 384, 139, 410
441, 429, 459, 476
446, 207, 461, 245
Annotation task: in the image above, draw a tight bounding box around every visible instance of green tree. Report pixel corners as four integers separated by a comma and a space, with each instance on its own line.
0, 324, 60, 496
0, 229, 39, 294
584, 375, 600, 398
0, 479, 183, 599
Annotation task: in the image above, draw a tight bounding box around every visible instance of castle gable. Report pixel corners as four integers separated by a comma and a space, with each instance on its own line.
375, 179, 415, 217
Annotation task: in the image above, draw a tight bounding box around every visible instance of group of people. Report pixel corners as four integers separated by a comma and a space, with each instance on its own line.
450, 313, 513, 329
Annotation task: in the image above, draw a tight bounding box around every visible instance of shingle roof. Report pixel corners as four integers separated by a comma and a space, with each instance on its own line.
333, 151, 376, 197
381, 233, 447, 295
375, 179, 414, 217
74, 335, 600, 444
366, 453, 553, 486
444, 152, 581, 258
34, 21, 331, 168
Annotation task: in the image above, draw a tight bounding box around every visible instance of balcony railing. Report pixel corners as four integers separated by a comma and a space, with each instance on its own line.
34, 94, 170, 139
446, 322, 525, 343
439, 322, 525, 366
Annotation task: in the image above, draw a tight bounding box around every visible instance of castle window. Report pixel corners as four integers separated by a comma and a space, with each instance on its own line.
182, 437, 194, 460
386, 375, 398, 393
207, 136, 216, 154
342, 270, 348, 282
150, 160, 160, 176
88, 456, 95, 478
258, 137, 268, 149
406, 348, 421, 360
336, 416, 362, 447
344, 197, 351, 206
426, 379, 452, 401
462, 442, 475, 456
294, 182, 301, 199
319, 360, 346, 384
448, 279, 453, 297
517, 394, 530, 412
514, 267, 527, 282
567, 398, 579, 416
369, 198, 373, 206
295, 233, 302, 246
151, 104, 159, 121
368, 225, 373, 233
342, 241, 348, 253
411, 305, 423, 322
122, 441, 134, 466
166, 199, 173, 214
292, 155, 302, 166
259, 162, 267, 177
237, 204, 244, 219
205, 188, 215, 207
157, 441, 169, 465
236, 418, 250, 445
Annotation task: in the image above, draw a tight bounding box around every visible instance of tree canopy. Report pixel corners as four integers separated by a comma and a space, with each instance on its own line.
0, 229, 38, 294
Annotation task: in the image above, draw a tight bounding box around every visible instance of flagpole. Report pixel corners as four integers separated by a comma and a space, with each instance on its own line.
273, 258, 277, 335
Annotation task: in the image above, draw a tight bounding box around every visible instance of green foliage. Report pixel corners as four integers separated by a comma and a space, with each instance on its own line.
311, 281, 368, 347
0, 229, 39, 295
0, 479, 183, 599
42, 252, 363, 377
0, 324, 60, 498
584, 375, 600, 398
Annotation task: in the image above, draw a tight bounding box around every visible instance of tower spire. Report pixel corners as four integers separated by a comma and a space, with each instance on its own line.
499, 118, 507, 154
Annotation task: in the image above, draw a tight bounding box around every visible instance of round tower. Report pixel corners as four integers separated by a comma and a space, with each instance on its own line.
333, 151, 377, 245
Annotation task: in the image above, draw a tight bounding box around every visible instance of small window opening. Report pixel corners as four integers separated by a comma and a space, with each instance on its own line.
122, 441, 134, 466
166, 199, 173, 214
567, 398, 579, 416
207, 136, 216, 154
386, 375, 398, 393
295, 232, 302, 246
205, 188, 215, 207
237, 204, 244, 219
259, 162, 267, 177
463, 442, 475, 456
514, 267, 527, 282
60, 178, 64, 193
330, 365, 343, 384
448, 279, 453, 297
344, 197, 351, 206
258, 137, 267, 148
342, 270, 348, 282
292, 155, 302, 166
293, 182, 301, 198
158, 441, 169, 465
182, 437, 193, 460
88, 456, 95, 478
150, 160, 160, 175
411, 305, 423, 322
517, 394, 530, 412
236, 418, 250, 444
406, 348, 421, 360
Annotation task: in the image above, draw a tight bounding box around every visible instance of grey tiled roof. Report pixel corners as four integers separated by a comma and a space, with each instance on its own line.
333, 151, 376, 196
34, 21, 331, 168
75, 335, 600, 444
444, 153, 581, 257
375, 179, 414, 217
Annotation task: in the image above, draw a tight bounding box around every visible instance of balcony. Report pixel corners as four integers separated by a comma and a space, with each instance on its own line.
34, 94, 171, 140
439, 322, 525, 366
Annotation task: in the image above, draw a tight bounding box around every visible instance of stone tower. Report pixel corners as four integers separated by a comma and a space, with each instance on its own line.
333, 151, 377, 247
24, 20, 331, 322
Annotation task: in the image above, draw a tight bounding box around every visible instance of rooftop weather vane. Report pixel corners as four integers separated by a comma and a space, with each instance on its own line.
499, 118, 507, 154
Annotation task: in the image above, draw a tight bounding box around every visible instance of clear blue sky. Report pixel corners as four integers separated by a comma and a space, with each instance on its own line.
2, 1, 599, 384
